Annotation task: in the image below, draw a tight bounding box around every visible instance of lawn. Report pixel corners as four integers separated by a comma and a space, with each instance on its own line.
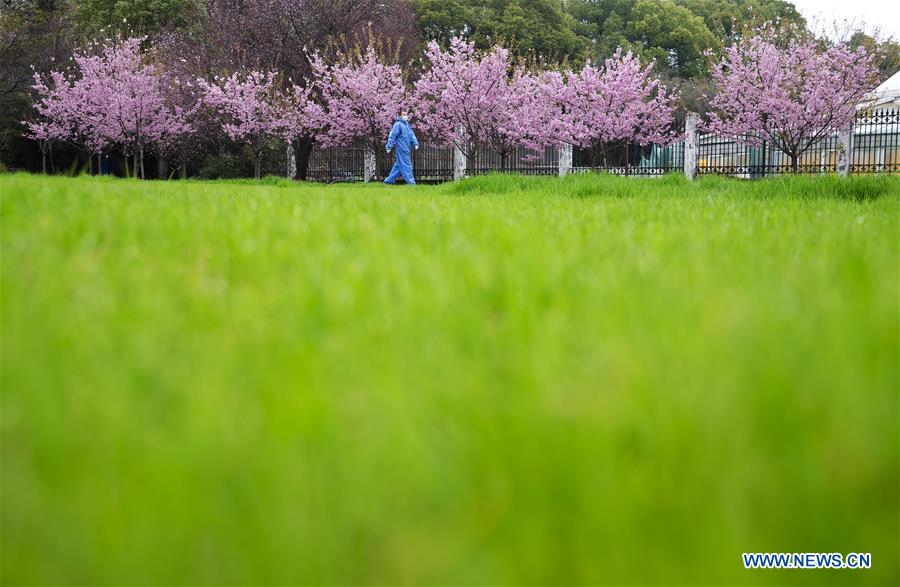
1, 172, 898, 585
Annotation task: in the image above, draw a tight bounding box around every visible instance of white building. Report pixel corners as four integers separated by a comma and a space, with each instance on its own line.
860, 70, 900, 111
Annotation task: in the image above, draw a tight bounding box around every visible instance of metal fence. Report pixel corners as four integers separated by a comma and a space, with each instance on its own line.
571, 140, 685, 176
307, 143, 366, 182
695, 108, 900, 177
307, 143, 457, 183
304, 108, 900, 182
469, 145, 559, 176
696, 131, 848, 177
307, 141, 557, 182
411, 144, 454, 182
852, 108, 900, 173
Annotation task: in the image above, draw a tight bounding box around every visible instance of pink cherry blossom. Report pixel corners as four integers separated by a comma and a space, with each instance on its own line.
307, 46, 405, 155
705, 27, 879, 171
27, 37, 193, 178
414, 38, 537, 170
528, 49, 676, 161
197, 70, 297, 178
25, 70, 75, 173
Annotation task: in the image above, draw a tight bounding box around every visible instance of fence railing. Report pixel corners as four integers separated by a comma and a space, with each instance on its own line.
852, 109, 900, 173
571, 131, 686, 176
307, 144, 366, 182
301, 108, 900, 182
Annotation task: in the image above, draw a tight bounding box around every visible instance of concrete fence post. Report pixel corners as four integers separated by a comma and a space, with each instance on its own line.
837, 127, 853, 177
286, 142, 297, 179
364, 144, 377, 182
559, 143, 572, 177
453, 142, 466, 181
684, 112, 699, 181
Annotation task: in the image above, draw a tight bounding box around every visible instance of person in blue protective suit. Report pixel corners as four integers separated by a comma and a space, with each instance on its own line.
384, 110, 419, 185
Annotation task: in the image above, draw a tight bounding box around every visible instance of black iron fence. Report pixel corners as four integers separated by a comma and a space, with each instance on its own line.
307, 141, 557, 182
696, 108, 900, 177
412, 144, 454, 182
852, 108, 900, 173
469, 145, 559, 176
307, 143, 365, 182
307, 142, 454, 183
304, 108, 900, 182
571, 131, 686, 176
696, 130, 845, 176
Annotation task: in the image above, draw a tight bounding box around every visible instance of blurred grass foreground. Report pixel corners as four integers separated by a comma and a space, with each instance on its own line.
1, 172, 898, 585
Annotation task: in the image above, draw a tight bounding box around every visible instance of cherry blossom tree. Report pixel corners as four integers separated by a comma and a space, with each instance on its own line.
507, 69, 567, 158
148, 75, 202, 178
705, 27, 879, 172
26, 64, 112, 174
27, 37, 193, 178
83, 37, 192, 178
24, 70, 75, 174
307, 44, 406, 170
281, 81, 315, 154
486, 67, 550, 169
414, 39, 675, 171
414, 37, 539, 171
198, 70, 293, 179
530, 50, 677, 166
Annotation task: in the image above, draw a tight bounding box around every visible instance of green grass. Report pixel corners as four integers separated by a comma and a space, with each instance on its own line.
1, 172, 898, 585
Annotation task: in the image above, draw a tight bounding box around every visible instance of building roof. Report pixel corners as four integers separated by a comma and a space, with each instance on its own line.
877, 70, 900, 94
861, 69, 900, 109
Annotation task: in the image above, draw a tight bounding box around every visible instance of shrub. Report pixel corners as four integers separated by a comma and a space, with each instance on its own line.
196, 154, 247, 180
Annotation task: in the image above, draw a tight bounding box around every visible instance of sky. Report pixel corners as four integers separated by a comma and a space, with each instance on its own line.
789, 0, 900, 39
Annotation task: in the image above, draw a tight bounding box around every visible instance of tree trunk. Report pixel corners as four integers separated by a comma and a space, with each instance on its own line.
467, 144, 478, 175
89, 154, 94, 176
41, 148, 47, 174
625, 142, 630, 176
50, 143, 56, 174
294, 136, 314, 180
158, 157, 168, 180
790, 154, 799, 173
181, 159, 187, 179
255, 154, 261, 179
500, 150, 509, 172
123, 154, 129, 178
139, 147, 145, 179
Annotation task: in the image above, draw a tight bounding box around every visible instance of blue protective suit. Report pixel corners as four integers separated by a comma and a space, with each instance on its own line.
384, 117, 419, 184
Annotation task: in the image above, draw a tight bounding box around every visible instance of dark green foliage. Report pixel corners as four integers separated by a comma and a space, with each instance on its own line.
850, 31, 900, 84
626, 0, 716, 78
674, 0, 806, 43
570, 0, 714, 78
415, 0, 586, 61
73, 0, 203, 36
196, 154, 247, 179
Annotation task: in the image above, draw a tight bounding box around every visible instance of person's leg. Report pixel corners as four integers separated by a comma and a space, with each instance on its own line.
399, 155, 416, 185
401, 167, 416, 184
384, 160, 401, 184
